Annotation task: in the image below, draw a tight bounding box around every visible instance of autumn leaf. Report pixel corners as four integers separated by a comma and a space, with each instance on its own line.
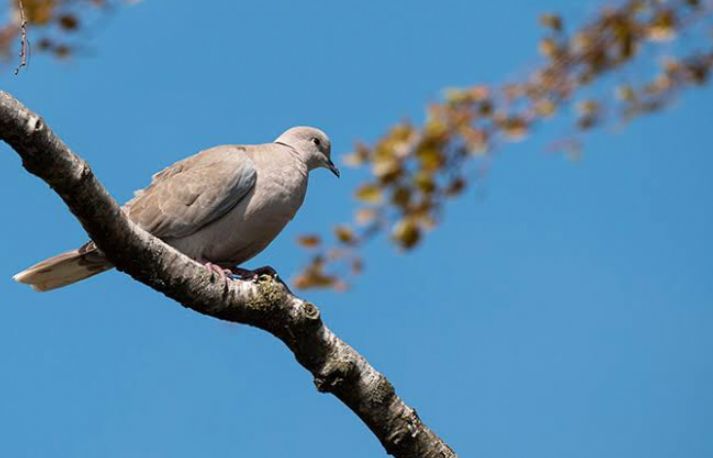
392, 186, 411, 208
445, 177, 466, 196
392, 219, 421, 249
293, 256, 342, 289
297, 234, 321, 248
334, 225, 357, 245
499, 116, 529, 141
539, 13, 563, 31
647, 9, 677, 42
355, 183, 383, 204
355, 208, 378, 226
58, 14, 79, 31
292, 0, 713, 289
22, 0, 55, 25
538, 38, 560, 58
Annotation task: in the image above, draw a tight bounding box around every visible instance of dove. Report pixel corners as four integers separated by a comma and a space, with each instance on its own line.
13, 126, 339, 292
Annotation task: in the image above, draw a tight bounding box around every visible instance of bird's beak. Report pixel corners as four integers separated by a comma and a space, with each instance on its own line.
327, 159, 340, 178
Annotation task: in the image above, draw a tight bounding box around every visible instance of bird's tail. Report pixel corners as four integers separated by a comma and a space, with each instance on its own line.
13, 243, 113, 292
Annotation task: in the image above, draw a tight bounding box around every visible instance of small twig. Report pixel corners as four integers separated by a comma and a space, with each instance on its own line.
14, 0, 29, 75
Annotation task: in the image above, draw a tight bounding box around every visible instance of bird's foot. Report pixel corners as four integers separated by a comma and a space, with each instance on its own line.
231, 265, 292, 292
203, 262, 233, 280
230, 265, 279, 282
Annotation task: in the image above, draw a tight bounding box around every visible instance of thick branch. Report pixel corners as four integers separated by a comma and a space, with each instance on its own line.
0, 91, 456, 458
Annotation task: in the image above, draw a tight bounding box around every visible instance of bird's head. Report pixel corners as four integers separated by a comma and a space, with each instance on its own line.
275, 126, 339, 177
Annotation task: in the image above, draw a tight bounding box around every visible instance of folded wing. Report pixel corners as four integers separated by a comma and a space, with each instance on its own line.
125, 145, 257, 240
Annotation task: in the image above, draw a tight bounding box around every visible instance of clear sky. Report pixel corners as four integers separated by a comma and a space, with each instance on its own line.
1, 1, 711, 457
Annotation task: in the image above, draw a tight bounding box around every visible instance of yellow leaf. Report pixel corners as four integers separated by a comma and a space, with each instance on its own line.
392, 219, 421, 249
372, 157, 401, 181
414, 172, 436, 194
444, 88, 469, 104
21, 0, 56, 26
355, 183, 383, 204
416, 146, 444, 171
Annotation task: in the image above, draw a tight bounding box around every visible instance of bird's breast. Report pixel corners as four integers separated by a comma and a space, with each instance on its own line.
185, 162, 308, 265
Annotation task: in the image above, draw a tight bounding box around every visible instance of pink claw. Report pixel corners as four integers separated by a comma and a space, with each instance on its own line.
203, 262, 232, 280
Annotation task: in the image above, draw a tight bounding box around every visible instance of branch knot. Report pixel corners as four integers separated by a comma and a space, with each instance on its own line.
301, 302, 320, 322
27, 115, 43, 133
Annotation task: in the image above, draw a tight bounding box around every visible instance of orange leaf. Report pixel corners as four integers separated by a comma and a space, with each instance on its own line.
334, 225, 357, 245
297, 234, 321, 248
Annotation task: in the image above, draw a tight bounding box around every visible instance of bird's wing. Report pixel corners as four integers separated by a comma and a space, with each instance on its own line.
124, 145, 257, 239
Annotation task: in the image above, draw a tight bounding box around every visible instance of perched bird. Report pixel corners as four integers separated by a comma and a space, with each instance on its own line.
13, 126, 339, 292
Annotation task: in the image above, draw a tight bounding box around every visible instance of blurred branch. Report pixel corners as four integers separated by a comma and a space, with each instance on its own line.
0, 91, 456, 458
1, 0, 132, 64
295, 0, 713, 290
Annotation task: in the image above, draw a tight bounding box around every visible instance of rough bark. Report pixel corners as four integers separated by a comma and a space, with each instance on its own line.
0, 91, 456, 458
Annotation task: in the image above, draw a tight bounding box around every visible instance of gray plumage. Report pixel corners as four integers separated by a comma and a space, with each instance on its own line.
14, 126, 338, 291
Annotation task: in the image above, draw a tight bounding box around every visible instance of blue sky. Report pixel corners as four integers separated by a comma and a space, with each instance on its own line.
1, 1, 712, 457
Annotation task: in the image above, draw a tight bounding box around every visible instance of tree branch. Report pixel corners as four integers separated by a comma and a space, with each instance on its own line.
0, 91, 456, 458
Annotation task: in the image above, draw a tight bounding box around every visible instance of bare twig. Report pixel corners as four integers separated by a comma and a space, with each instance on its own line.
14, 0, 29, 75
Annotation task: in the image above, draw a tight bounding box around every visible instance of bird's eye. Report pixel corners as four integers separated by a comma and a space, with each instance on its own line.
312, 138, 321, 147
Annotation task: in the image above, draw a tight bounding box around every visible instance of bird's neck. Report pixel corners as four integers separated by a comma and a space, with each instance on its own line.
275, 142, 313, 174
